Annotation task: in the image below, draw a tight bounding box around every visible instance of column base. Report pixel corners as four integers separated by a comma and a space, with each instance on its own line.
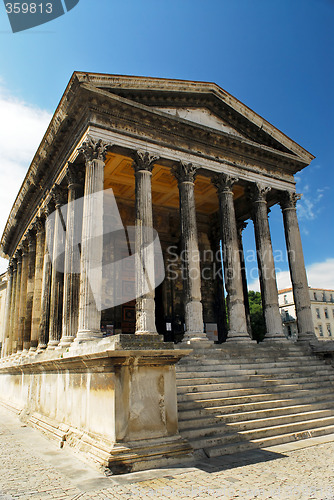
47, 340, 60, 350
57, 336, 75, 348
297, 332, 318, 342
263, 333, 288, 342
135, 331, 159, 336
226, 331, 254, 342
181, 331, 212, 347
29, 340, 38, 353
75, 330, 103, 343
36, 344, 47, 353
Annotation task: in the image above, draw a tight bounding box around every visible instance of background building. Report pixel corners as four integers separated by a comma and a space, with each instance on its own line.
279, 287, 334, 340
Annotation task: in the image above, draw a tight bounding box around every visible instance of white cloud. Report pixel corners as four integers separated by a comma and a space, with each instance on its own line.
0, 82, 51, 274
295, 172, 330, 222
248, 258, 334, 293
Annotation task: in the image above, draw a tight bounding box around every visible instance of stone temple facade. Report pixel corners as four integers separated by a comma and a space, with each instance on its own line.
0, 73, 318, 471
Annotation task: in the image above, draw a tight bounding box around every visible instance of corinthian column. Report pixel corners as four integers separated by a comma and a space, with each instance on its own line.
7, 260, 17, 356
280, 192, 316, 341
48, 186, 66, 349
1, 263, 14, 357
173, 161, 207, 343
133, 151, 159, 335
38, 204, 54, 350
17, 241, 29, 353
23, 230, 36, 351
213, 173, 249, 341
30, 217, 45, 351
250, 184, 285, 341
59, 164, 83, 347
76, 137, 109, 341
237, 222, 252, 338
11, 251, 22, 354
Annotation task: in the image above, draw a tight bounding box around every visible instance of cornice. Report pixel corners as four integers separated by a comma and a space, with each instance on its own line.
84, 85, 308, 172
74, 72, 314, 162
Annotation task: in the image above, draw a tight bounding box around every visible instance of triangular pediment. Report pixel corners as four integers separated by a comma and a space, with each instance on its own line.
153, 107, 248, 139
70, 73, 314, 163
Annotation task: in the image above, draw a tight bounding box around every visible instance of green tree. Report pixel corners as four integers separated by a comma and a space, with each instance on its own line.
248, 291, 266, 342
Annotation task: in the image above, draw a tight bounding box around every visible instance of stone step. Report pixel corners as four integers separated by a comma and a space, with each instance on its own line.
178, 402, 334, 428
186, 416, 334, 450
204, 426, 334, 458
177, 358, 329, 370
177, 374, 334, 393
176, 364, 333, 376
177, 381, 334, 403
177, 387, 334, 409
180, 410, 334, 439
178, 394, 334, 419
176, 370, 334, 385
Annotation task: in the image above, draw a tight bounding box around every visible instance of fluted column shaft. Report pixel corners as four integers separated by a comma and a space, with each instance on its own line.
38, 206, 54, 350
77, 137, 109, 341
11, 252, 22, 354
237, 223, 253, 338
23, 232, 36, 351
60, 167, 82, 346
173, 161, 207, 343
48, 188, 65, 348
280, 192, 316, 341
213, 173, 249, 341
17, 243, 29, 352
2, 264, 14, 357
7, 261, 17, 356
30, 219, 45, 350
133, 151, 159, 335
250, 184, 285, 340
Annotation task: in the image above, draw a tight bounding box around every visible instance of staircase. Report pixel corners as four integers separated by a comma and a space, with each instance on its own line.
176, 341, 334, 458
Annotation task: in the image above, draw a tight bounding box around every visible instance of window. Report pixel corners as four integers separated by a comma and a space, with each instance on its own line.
314, 292, 317, 300
331, 294, 334, 303
325, 308, 329, 319
319, 325, 323, 336
322, 292, 326, 301
332, 309, 334, 319
284, 295, 288, 304
327, 324, 332, 336
316, 308, 320, 319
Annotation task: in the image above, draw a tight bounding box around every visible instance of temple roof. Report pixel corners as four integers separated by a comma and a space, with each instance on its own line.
0, 72, 315, 259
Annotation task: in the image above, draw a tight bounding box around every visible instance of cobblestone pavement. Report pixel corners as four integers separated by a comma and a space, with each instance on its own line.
0, 404, 334, 500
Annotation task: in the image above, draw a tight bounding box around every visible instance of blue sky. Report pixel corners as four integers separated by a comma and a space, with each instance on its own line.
0, 0, 333, 288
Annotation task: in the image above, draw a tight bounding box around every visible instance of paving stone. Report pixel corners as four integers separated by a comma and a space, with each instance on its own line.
1, 404, 334, 499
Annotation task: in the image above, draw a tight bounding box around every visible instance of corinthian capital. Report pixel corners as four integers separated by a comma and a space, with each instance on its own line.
172, 161, 198, 184
212, 172, 239, 194
51, 184, 67, 208
79, 136, 110, 163
133, 150, 160, 173
33, 216, 45, 234
280, 191, 302, 210
66, 162, 84, 187
248, 183, 271, 203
